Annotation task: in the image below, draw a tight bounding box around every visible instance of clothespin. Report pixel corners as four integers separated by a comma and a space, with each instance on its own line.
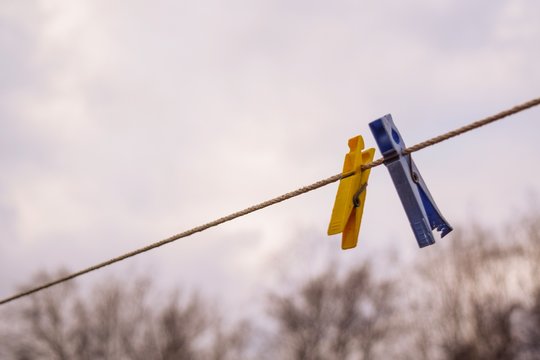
328, 135, 375, 249
369, 114, 452, 248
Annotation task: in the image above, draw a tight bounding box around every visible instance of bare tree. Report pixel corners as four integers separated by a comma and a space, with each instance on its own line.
407, 217, 540, 360
268, 262, 396, 360
0, 271, 249, 360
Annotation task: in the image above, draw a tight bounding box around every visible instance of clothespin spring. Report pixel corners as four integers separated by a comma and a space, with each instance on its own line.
353, 183, 368, 208
408, 154, 420, 184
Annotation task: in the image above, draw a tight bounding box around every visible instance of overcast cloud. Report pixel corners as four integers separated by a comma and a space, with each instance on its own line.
1, 0, 539, 316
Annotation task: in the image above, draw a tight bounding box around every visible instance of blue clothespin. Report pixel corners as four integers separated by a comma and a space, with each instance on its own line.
369, 114, 453, 247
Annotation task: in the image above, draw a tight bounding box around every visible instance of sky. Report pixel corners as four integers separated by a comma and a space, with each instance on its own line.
1, 0, 540, 319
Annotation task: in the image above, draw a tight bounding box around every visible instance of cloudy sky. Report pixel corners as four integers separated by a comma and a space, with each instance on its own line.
1, 0, 540, 317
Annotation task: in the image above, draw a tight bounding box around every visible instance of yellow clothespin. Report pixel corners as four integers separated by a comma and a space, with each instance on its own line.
328, 135, 375, 249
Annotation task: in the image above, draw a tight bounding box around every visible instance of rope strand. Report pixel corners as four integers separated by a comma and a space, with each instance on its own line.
361, 97, 540, 170
1, 96, 538, 306
0, 173, 343, 306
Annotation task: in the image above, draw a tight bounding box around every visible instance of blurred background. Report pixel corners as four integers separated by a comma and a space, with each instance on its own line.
1, 0, 540, 358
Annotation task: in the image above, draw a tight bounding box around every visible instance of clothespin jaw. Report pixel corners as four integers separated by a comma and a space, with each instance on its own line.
328, 135, 375, 250
369, 114, 452, 248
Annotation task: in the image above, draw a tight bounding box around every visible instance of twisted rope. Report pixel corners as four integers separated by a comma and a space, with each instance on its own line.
1, 96, 538, 306
0, 174, 342, 305
361, 97, 540, 170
